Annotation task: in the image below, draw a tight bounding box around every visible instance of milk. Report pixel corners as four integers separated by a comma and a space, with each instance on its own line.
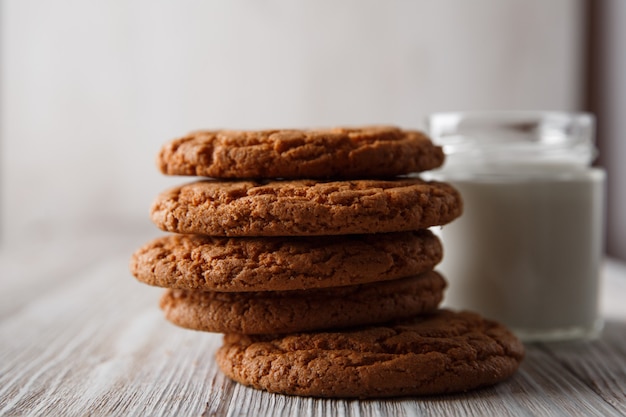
436, 170, 605, 341
426, 111, 605, 341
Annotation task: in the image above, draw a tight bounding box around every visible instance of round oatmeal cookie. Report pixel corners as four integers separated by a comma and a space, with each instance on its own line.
159, 272, 446, 334
150, 178, 462, 236
157, 126, 444, 179
130, 230, 442, 292
216, 309, 525, 398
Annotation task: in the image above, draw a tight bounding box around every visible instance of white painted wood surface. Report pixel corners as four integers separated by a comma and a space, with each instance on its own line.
1, 232, 625, 417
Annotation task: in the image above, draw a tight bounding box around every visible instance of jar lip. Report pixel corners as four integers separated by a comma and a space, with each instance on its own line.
426, 111, 597, 167
426, 111, 594, 138
426, 111, 594, 126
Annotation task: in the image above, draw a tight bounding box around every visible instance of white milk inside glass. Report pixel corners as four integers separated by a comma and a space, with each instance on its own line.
436, 168, 605, 340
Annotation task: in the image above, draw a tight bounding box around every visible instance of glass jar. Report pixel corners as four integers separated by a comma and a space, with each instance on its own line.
425, 112, 605, 342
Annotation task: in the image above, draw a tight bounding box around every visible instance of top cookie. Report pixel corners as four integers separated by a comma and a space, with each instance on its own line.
157, 126, 444, 179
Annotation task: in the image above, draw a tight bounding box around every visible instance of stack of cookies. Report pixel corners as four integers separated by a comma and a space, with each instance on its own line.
130, 126, 524, 398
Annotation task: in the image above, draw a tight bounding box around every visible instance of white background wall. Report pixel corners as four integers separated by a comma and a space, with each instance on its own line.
1, 0, 586, 246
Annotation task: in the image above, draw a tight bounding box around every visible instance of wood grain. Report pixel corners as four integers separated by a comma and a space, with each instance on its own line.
1, 236, 625, 417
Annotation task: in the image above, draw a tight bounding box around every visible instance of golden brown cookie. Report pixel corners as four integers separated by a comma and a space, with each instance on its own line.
150, 178, 462, 236
157, 126, 444, 179
159, 272, 446, 334
217, 309, 524, 398
129, 230, 442, 292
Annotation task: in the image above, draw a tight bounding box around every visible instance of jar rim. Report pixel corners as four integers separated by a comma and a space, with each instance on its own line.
425, 111, 597, 168
427, 110, 593, 122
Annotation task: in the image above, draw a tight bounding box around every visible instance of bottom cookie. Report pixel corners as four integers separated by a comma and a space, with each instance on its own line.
160, 271, 445, 334
216, 309, 524, 398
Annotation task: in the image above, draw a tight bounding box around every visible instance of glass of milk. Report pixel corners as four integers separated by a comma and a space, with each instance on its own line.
426, 112, 605, 342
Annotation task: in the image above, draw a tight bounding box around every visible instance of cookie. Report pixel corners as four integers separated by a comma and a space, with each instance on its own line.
159, 272, 446, 334
130, 230, 442, 292
216, 309, 524, 398
150, 178, 462, 236
157, 126, 444, 179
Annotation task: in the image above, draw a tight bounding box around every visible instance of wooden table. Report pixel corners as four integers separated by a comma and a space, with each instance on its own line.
1, 229, 625, 416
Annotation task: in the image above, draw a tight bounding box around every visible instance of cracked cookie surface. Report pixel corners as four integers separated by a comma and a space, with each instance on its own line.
159, 272, 446, 334
150, 178, 462, 236
216, 309, 524, 398
157, 126, 444, 179
130, 230, 442, 292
